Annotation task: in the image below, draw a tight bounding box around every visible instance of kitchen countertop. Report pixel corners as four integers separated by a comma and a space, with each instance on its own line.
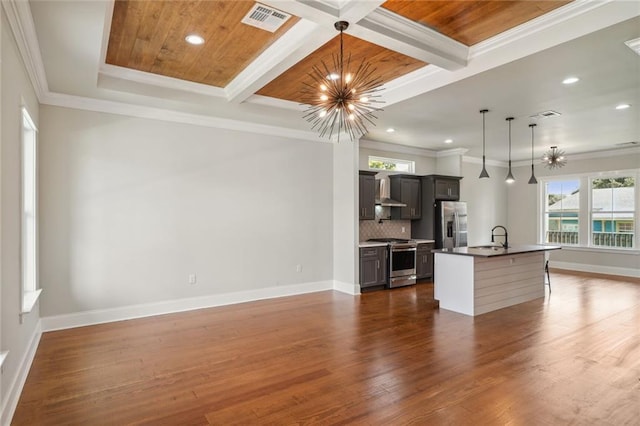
432, 244, 561, 257
358, 239, 435, 248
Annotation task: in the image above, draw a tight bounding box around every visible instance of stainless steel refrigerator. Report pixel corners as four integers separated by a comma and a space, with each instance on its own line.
437, 201, 468, 249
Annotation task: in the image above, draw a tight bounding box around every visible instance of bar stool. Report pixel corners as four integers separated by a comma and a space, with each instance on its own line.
544, 260, 551, 292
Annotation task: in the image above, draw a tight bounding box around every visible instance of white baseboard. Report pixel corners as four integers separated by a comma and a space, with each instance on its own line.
333, 280, 361, 295
551, 261, 640, 278
41, 280, 336, 332
1, 320, 42, 426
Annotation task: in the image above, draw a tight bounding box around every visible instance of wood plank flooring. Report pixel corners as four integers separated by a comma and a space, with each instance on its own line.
12, 270, 640, 425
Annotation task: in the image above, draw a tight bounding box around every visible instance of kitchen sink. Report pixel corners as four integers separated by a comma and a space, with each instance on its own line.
469, 245, 505, 250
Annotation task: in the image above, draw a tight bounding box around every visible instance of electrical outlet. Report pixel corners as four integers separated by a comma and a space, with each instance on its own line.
401, 226, 406, 233
188, 274, 197, 284
296, 264, 302, 273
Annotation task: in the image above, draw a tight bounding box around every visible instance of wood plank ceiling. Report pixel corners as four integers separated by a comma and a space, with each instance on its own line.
106, 0, 572, 104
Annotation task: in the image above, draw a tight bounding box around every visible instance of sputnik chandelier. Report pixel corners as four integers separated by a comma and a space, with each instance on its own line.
301, 21, 384, 141
542, 146, 567, 169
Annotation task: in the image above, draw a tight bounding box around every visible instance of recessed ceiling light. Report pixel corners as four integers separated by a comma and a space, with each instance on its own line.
616, 103, 631, 110
386, 128, 395, 133
185, 34, 205, 45
562, 76, 579, 85
444, 139, 453, 144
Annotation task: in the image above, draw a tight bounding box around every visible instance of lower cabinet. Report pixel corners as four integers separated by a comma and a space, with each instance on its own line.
359, 246, 388, 288
416, 243, 434, 279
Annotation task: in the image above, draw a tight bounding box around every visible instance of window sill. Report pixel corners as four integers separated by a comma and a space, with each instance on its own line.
21, 289, 43, 315
552, 245, 640, 255
0, 351, 7, 368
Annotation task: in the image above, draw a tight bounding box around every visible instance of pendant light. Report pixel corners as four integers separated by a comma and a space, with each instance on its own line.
528, 123, 538, 184
479, 109, 490, 178
505, 117, 515, 183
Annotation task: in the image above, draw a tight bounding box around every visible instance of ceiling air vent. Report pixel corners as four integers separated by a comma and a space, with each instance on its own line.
530, 110, 562, 119
241, 3, 291, 33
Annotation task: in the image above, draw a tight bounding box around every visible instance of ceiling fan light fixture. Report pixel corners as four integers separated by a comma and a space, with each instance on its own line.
479, 109, 490, 179
301, 21, 384, 141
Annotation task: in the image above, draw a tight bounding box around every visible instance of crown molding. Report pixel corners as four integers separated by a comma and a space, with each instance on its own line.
359, 138, 437, 158
41, 91, 330, 144
437, 148, 469, 158
1, 0, 48, 101
463, 156, 507, 168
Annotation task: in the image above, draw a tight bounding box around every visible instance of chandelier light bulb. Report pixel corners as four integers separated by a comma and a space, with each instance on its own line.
301, 21, 384, 141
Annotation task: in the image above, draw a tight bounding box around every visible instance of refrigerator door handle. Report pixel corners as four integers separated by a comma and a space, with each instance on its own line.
453, 211, 458, 247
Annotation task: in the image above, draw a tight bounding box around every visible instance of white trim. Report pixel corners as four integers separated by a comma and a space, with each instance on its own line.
436, 148, 468, 158
41, 91, 330, 144
333, 280, 361, 295
513, 146, 640, 168
41, 280, 334, 332
21, 289, 42, 315
1, 0, 48, 101
0, 351, 8, 368
1, 320, 42, 426
462, 155, 507, 168
360, 138, 437, 157
553, 245, 640, 256
551, 261, 640, 279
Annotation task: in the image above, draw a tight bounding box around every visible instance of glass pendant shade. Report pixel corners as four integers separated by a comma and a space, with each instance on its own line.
479, 109, 490, 178
505, 117, 515, 183
528, 123, 538, 184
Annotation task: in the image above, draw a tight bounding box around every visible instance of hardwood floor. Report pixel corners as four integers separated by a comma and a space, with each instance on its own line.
12, 270, 640, 425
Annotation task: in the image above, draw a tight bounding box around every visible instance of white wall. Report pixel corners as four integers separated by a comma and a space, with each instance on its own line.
509, 150, 640, 276
1, 9, 42, 423
461, 160, 508, 246
38, 106, 334, 317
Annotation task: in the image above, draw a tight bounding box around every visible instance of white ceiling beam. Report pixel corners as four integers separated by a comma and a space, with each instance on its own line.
227, 0, 386, 104
350, 8, 468, 70
225, 19, 332, 104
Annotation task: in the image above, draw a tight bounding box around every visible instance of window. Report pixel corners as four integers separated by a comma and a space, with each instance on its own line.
368, 156, 415, 173
591, 177, 635, 248
543, 179, 580, 245
21, 107, 41, 313
539, 171, 638, 251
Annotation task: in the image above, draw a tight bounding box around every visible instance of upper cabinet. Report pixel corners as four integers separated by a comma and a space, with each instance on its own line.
433, 176, 461, 201
359, 171, 376, 220
390, 175, 421, 220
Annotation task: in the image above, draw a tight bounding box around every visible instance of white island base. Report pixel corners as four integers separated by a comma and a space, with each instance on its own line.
434, 249, 550, 316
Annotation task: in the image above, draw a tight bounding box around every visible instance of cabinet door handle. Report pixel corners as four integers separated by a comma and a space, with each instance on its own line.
376, 260, 380, 269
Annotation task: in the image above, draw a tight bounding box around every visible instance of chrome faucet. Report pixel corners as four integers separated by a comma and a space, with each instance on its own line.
491, 225, 509, 248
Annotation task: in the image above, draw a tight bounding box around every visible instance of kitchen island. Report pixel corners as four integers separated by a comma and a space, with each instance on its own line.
433, 245, 561, 316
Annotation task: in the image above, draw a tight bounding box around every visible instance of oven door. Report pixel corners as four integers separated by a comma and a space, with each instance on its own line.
390, 245, 416, 278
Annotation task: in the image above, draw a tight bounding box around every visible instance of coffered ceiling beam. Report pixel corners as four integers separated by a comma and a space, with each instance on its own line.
227, 0, 386, 104
351, 8, 469, 71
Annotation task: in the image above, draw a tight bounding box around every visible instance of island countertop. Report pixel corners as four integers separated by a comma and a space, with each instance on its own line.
432, 244, 561, 258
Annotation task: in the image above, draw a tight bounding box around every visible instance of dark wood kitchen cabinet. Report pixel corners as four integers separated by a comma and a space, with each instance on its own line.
359, 171, 376, 220
416, 242, 434, 279
389, 175, 421, 220
359, 246, 387, 288
433, 176, 460, 201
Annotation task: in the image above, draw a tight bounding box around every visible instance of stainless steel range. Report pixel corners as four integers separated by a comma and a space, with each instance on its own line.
367, 238, 417, 288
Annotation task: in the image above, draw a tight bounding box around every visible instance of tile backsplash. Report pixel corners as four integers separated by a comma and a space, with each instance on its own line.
359, 206, 411, 241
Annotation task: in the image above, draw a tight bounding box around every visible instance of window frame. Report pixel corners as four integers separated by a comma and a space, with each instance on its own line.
368, 155, 415, 174
538, 169, 639, 252
21, 107, 42, 314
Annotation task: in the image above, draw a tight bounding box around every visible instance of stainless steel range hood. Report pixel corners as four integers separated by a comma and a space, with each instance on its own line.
376, 178, 406, 207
